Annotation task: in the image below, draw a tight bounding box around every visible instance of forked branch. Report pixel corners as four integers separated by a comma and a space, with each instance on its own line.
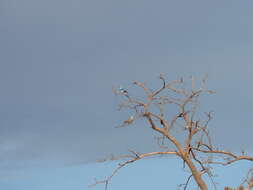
92, 75, 253, 190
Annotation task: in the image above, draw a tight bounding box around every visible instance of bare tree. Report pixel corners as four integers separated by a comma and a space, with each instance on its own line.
91, 74, 253, 190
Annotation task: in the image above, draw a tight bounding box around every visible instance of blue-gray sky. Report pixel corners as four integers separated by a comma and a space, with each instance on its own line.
1, 0, 253, 189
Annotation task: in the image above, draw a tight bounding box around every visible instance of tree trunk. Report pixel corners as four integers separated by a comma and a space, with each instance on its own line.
184, 156, 208, 190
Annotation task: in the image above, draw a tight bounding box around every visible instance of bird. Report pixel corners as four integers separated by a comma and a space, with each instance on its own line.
119, 85, 128, 94
185, 125, 190, 129
124, 116, 134, 125
160, 119, 164, 126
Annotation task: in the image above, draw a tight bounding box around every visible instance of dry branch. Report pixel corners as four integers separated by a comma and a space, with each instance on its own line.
93, 75, 253, 190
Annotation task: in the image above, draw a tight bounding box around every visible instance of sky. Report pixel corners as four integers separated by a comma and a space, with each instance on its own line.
1, 0, 253, 189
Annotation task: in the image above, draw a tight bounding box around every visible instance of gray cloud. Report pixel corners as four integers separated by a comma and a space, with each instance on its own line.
1, 0, 253, 171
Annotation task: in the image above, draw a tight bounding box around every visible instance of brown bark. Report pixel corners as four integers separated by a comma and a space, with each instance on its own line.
182, 154, 208, 190
93, 75, 253, 190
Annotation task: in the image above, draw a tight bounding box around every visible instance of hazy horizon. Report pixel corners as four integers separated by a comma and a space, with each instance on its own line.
1, 0, 253, 189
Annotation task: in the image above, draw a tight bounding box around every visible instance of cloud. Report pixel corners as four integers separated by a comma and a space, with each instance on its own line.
1, 0, 253, 172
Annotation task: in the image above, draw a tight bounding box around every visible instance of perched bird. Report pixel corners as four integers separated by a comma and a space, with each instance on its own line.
185, 125, 190, 129
119, 85, 128, 94
160, 119, 164, 126
124, 116, 134, 125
